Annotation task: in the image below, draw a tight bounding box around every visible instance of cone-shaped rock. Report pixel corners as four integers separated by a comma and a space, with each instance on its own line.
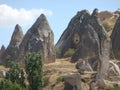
9, 24, 23, 47
111, 15, 120, 60
56, 9, 110, 78
0, 45, 6, 53
1, 24, 23, 65
0, 45, 6, 62
18, 14, 55, 64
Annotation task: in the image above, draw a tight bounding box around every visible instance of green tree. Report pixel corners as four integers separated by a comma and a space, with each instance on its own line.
6, 62, 20, 83
25, 52, 43, 90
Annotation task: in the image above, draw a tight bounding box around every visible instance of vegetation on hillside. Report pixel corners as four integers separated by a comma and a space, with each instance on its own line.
25, 52, 43, 90
0, 52, 44, 90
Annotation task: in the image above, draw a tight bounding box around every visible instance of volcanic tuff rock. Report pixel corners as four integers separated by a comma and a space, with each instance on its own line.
18, 14, 55, 64
56, 9, 110, 80
0, 45, 6, 54
0, 24, 23, 64
0, 45, 6, 61
111, 15, 120, 60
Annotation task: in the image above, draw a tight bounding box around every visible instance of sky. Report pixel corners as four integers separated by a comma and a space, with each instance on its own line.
0, 0, 120, 48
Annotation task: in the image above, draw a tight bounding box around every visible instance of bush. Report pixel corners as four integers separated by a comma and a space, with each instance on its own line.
0, 79, 27, 90
56, 76, 63, 83
55, 48, 61, 57
5, 62, 20, 83
103, 22, 111, 32
64, 48, 75, 58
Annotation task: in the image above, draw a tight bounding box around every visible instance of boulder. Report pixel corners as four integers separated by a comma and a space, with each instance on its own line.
62, 73, 82, 90
18, 14, 55, 64
0, 24, 23, 64
56, 9, 110, 79
111, 15, 120, 60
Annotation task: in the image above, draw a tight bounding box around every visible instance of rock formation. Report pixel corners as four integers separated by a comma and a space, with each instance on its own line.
56, 9, 110, 83
0, 45, 6, 61
0, 45, 6, 55
0, 24, 23, 64
111, 15, 120, 60
18, 14, 55, 64
62, 73, 82, 90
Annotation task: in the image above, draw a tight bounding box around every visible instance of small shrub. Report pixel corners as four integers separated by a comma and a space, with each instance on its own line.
56, 76, 63, 83
64, 48, 75, 58
103, 22, 111, 32
55, 48, 61, 56
43, 77, 49, 86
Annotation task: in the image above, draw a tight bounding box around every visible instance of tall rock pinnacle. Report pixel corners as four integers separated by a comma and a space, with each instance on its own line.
111, 15, 120, 60
56, 9, 110, 80
1, 24, 23, 65
18, 14, 55, 64
0, 45, 6, 62
10, 24, 24, 47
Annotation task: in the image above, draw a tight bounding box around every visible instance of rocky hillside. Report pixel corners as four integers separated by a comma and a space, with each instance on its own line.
0, 9, 120, 90
0, 14, 55, 65
43, 58, 120, 90
98, 9, 120, 35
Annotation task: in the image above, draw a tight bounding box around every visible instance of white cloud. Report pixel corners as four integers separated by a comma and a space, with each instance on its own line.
0, 4, 53, 27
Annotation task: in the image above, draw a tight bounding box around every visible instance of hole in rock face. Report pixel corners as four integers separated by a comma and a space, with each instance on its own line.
73, 33, 80, 45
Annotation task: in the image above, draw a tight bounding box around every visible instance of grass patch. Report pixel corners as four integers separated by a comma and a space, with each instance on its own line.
112, 87, 120, 90
57, 76, 63, 83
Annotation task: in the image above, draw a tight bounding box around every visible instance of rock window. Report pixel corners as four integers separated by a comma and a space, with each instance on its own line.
73, 33, 80, 45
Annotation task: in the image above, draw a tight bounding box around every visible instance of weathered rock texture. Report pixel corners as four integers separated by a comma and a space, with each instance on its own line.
62, 73, 82, 90
0, 24, 23, 64
0, 45, 6, 61
111, 15, 120, 60
18, 14, 55, 64
56, 9, 110, 79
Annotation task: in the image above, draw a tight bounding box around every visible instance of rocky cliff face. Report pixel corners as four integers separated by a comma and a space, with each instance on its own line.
0, 24, 23, 64
111, 15, 120, 60
56, 9, 110, 80
18, 14, 55, 64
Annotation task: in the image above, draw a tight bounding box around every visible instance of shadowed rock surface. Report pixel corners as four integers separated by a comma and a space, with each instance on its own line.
0, 24, 23, 64
0, 45, 6, 61
56, 9, 110, 80
18, 14, 55, 64
111, 15, 120, 60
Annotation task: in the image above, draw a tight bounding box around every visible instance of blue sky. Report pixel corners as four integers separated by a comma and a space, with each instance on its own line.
0, 0, 120, 48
